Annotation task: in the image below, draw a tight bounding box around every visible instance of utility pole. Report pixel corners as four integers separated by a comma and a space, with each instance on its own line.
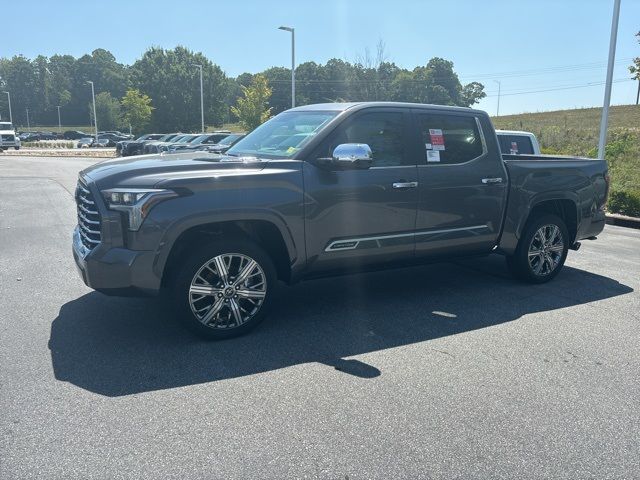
56, 106, 62, 132
494, 80, 501, 117
87, 81, 98, 143
598, 0, 621, 160
192, 64, 205, 133
26, 108, 30, 131
278, 26, 296, 108
635, 79, 639, 105
2, 91, 12, 123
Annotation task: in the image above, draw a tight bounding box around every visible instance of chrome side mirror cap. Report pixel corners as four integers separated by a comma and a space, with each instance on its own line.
332, 143, 373, 169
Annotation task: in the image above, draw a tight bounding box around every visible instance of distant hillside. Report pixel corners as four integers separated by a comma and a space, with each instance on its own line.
493, 104, 640, 217
492, 104, 640, 135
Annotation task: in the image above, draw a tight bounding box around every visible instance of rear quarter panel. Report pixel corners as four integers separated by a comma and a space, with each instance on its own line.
499, 156, 608, 254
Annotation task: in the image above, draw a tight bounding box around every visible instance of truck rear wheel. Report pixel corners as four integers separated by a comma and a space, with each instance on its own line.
171, 238, 276, 339
506, 214, 569, 284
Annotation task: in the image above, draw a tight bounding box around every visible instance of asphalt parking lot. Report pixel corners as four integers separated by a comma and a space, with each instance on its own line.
1, 156, 639, 479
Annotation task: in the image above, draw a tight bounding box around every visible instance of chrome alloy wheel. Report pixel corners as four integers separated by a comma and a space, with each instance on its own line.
527, 224, 564, 276
188, 253, 267, 329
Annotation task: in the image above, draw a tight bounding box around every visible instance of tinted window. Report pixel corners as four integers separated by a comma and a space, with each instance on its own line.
497, 134, 534, 155
417, 114, 483, 165
318, 111, 409, 167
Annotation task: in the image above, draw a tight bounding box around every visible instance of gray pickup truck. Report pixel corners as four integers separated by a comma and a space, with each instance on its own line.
73, 102, 608, 339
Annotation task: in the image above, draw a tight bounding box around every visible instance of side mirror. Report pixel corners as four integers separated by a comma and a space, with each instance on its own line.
317, 143, 373, 170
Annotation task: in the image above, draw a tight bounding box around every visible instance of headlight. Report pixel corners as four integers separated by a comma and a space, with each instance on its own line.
101, 188, 178, 231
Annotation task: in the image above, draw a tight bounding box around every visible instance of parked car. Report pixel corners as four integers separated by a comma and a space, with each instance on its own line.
19, 131, 58, 142
147, 134, 200, 154
73, 102, 608, 340
0, 122, 20, 150
97, 132, 131, 147
167, 132, 232, 152
63, 130, 91, 140
142, 133, 183, 154
496, 130, 541, 155
117, 133, 165, 156
204, 133, 246, 154
77, 137, 94, 148
93, 138, 110, 148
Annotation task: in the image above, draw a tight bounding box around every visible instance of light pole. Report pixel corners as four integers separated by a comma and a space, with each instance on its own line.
2, 91, 12, 124
192, 64, 205, 133
26, 108, 30, 131
278, 25, 295, 108
87, 81, 98, 143
494, 80, 501, 117
597, 0, 621, 160
56, 105, 62, 132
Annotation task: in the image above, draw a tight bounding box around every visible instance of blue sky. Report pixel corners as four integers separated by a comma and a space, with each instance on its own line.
5, 0, 640, 115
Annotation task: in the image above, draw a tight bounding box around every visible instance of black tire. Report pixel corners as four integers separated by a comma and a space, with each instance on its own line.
171, 238, 277, 340
506, 214, 569, 284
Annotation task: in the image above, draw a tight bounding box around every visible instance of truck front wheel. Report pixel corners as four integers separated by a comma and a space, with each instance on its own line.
171, 238, 277, 339
506, 214, 569, 283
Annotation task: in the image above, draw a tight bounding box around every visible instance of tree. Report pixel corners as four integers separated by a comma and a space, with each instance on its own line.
231, 75, 272, 131
630, 31, 640, 105
130, 46, 228, 132
121, 89, 153, 134
92, 92, 121, 130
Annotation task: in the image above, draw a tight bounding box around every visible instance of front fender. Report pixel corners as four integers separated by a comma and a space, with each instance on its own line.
151, 207, 299, 279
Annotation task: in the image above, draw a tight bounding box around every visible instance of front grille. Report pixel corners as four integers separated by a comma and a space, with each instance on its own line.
1, 134, 15, 141
75, 179, 101, 250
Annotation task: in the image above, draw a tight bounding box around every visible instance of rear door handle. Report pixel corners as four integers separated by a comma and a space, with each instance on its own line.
481, 177, 503, 184
392, 181, 418, 189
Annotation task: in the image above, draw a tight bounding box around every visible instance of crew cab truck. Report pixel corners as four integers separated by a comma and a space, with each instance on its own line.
73, 102, 608, 339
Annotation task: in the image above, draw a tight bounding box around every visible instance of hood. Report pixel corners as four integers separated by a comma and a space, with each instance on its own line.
81, 152, 267, 189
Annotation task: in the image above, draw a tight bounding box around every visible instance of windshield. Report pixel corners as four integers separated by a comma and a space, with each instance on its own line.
218, 134, 241, 146
227, 111, 338, 158
0, 122, 14, 131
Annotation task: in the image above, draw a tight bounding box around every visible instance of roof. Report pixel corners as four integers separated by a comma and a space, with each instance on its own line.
287, 101, 483, 115
495, 129, 536, 136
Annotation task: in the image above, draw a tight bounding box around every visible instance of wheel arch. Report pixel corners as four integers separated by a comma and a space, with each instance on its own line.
158, 216, 297, 288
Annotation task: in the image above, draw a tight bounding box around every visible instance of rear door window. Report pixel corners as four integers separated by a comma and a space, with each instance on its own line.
497, 135, 534, 155
415, 113, 484, 165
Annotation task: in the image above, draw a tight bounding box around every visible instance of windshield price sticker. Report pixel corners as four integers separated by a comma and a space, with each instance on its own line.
429, 129, 445, 150
510, 141, 518, 154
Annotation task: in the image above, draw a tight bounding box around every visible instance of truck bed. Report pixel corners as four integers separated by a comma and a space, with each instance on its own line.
499, 154, 608, 254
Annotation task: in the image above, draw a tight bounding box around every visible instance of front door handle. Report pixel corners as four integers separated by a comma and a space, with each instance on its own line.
481, 177, 503, 184
392, 181, 418, 189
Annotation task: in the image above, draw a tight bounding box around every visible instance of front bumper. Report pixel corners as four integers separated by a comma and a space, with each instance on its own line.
72, 226, 161, 297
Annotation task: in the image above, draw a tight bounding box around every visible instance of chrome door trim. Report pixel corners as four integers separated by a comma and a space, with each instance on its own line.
325, 224, 489, 252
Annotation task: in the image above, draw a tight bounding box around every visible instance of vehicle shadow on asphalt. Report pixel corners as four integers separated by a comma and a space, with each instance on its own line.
48, 255, 633, 396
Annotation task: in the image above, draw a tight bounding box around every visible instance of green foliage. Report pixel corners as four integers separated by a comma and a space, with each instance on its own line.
608, 189, 640, 218
0, 46, 484, 132
92, 92, 121, 131
231, 75, 272, 131
130, 46, 228, 132
121, 89, 153, 134
629, 31, 639, 81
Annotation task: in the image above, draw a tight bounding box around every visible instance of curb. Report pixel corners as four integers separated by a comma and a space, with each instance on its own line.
0, 149, 115, 159
606, 213, 640, 229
